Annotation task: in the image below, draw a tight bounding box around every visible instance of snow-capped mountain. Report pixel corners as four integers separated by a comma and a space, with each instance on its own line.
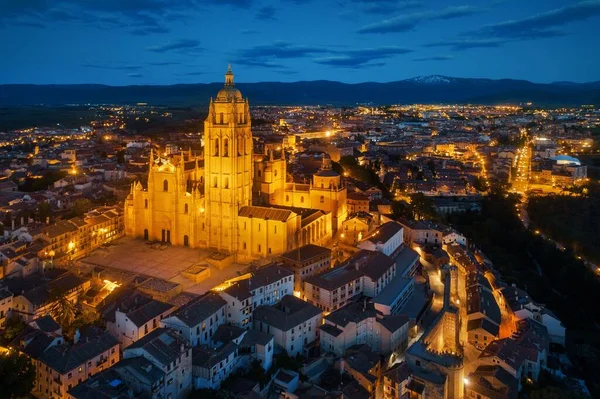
403, 75, 454, 85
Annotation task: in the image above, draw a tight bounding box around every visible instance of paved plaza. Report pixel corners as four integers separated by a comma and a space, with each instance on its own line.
80, 237, 248, 294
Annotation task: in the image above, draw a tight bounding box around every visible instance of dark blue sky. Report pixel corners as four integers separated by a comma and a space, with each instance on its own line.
2, 0, 600, 85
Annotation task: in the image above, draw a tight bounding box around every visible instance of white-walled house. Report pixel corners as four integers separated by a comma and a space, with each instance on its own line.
191, 325, 275, 390
319, 301, 409, 357
219, 264, 294, 328
358, 221, 403, 256
109, 299, 174, 348
303, 249, 397, 313
123, 328, 193, 399
161, 292, 227, 347
253, 295, 322, 357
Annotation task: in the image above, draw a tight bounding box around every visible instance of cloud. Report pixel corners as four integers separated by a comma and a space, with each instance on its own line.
256, 5, 277, 20
81, 63, 142, 71
176, 71, 205, 76
130, 25, 171, 35
146, 39, 204, 53
357, 0, 422, 15
0, 0, 252, 31
238, 42, 329, 59
424, 38, 509, 51
233, 42, 332, 69
314, 46, 412, 68
413, 55, 454, 62
149, 61, 181, 66
357, 5, 484, 34
127, 73, 143, 78
233, 59, 285, 69
471, 1, 600, 40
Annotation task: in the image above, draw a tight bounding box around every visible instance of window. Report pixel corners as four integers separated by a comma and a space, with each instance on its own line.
163, 179, 168, 191
214, 139, 219, 156
223, 138, 229, 157
274, 169, 278, 177
224, 177, 229, 189
258, 170, 262, 177
300, 196, 304, 203
274, 225, 277, 234
258, 244, 262, 252
286, 195, 289, 202
320, 195, 324, 203
184, 204, 188, 214
258, 224, 261, 232
144, 199, 148, 209
213, 177, 218, 188
243, 242, 247, 249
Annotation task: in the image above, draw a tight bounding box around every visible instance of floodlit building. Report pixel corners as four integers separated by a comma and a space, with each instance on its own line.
124, 67, 338, 262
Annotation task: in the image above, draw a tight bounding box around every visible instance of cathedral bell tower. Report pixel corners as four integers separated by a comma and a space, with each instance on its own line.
204, 66, 253, 254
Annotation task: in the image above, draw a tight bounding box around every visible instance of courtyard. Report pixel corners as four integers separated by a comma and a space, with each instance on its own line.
79, 237, 248, 295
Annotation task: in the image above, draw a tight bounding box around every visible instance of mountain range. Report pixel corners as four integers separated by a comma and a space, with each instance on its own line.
1, 76, 599, 107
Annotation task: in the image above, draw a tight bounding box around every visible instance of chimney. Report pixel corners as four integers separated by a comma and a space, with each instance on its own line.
74, 329, 81, 344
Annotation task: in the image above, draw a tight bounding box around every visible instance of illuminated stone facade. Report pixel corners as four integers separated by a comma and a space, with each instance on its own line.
124, 67, 337, 261
253, 151, 347, 232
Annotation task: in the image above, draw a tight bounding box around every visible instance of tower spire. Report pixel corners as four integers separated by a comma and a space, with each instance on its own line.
225, 64, 234, 86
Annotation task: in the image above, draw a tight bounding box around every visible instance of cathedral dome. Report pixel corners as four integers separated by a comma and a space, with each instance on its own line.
216, 65, 243, 102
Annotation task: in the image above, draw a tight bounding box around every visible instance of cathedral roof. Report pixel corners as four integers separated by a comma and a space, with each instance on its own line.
238, 206, 294, 221
216, 65, 243, 102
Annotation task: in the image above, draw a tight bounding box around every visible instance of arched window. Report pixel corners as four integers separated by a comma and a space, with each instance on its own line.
213, 177, 218, 188
238, 136, 243, 156
183, 235, 189, 247
274, 225, 277, 234
300, 196, 304, 204
214, 139, 219, 156
219, 113, 224, 124
321, 183, 324, 188
223, 138, 229, 157
224, 177, 229, 189
163, 179, 168, 192
274, 170, 278, 177
184, 204, 188, 214
258, 170, 262, 178
320, 196, 324, 203
144, 199, 148, 209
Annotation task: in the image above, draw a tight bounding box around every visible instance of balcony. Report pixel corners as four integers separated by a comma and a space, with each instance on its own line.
96, 357, 108, 367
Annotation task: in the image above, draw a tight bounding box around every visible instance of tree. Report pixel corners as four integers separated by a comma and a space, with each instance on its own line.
72, 199, 92, 217
409, 193, 438, 220
49, 289, 76, 329
0, 351, 36, 399
392, 200, 414, 220
37, 202, 52, 223
64, 309, 101, 340
0, 318, 26, 345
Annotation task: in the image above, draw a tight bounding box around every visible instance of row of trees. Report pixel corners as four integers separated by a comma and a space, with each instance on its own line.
527, 182, 600, 264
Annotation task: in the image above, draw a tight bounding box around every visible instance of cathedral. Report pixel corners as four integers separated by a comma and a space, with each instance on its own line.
124, 67, 347, 262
